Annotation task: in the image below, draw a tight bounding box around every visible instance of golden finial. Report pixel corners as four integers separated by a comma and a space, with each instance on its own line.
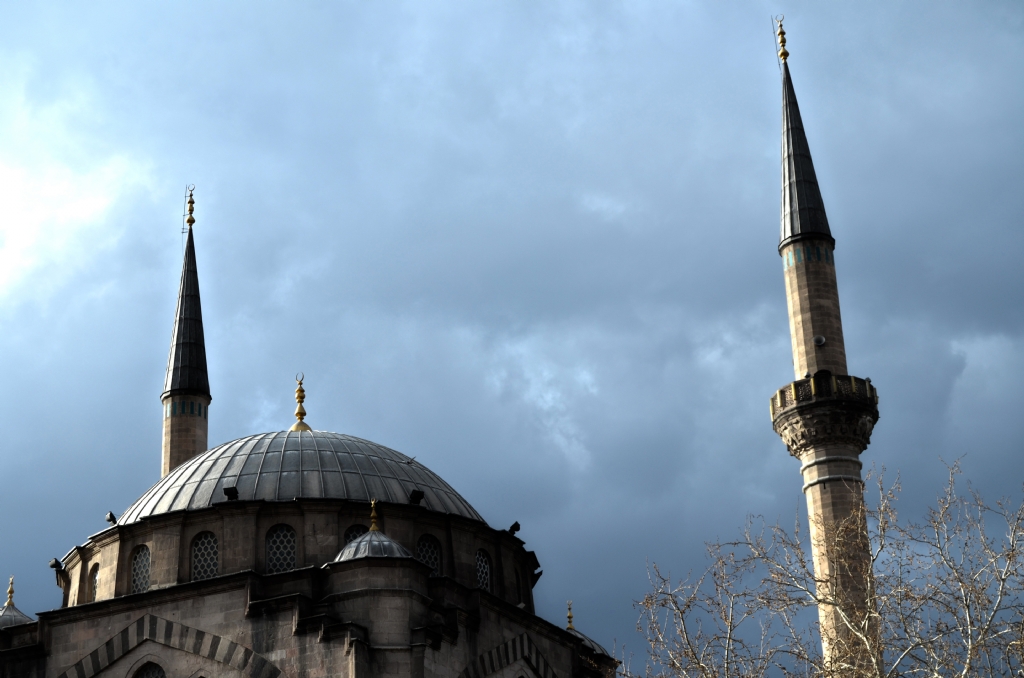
566, 600, 574, 630
186, 186, 195, 228
6, 576, 13, 607
290, 373, 312, 431
775, 17, 789, 63
369, 499, 380, 531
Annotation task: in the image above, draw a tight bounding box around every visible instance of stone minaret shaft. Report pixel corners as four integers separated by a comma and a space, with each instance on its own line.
770, 23, 880, 672
161, 190, 211, 477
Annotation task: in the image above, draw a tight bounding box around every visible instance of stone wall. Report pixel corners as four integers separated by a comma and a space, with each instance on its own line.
25, 556, 608, 678
63, 501, 537, 619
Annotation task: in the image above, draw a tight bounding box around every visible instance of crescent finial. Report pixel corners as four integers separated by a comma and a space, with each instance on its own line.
290, 373, 312, 431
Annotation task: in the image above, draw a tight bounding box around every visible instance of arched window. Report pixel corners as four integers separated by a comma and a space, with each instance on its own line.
87, 564, 99, 603
344, 524, 368, 544
130, 546, 150, 594
191, 531, 219, 581
133, 662, 166, 678
475, 549, 492, 592
266, 524, 297, 573
416, 535, 443, 576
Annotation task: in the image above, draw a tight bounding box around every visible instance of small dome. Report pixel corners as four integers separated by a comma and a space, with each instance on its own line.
568, 628, 610, 657
0, 579, 31, 628
120, 430, 483, 524
335, 530, 412, 562
0, 602, 32, 629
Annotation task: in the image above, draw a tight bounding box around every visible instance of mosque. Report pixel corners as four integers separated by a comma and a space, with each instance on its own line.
0, 178, 616, 678
1, 22, 877, 678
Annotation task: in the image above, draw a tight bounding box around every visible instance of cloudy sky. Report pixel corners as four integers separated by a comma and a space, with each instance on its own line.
0, 0, 1022, 653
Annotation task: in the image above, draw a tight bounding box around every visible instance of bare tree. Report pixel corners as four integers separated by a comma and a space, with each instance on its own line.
631, 464, 1024, 678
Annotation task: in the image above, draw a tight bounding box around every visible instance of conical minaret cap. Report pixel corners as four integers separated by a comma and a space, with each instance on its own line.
163, 189, 210, 398
779, 46, 833, 252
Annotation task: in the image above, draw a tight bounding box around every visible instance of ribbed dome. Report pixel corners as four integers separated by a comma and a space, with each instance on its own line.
335, 530, 412, 562
121, 431, 483, 524
0, 602, 32, 629
568, 629, 610, 657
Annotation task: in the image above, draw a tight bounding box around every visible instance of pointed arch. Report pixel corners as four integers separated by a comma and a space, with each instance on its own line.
457, 634, 558, 678
56, 614, 282, 678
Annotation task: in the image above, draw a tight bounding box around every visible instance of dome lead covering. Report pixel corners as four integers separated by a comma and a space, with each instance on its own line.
120, 430, 484, 524
334, 530, 412, 562
334, 501, 412, 562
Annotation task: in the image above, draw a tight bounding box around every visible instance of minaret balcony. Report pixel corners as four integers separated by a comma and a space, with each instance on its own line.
770, 371, 880, 457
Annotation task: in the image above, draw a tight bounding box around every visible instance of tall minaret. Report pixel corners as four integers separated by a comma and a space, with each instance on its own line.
769, 22, 880, 670
161, 188, 211, 477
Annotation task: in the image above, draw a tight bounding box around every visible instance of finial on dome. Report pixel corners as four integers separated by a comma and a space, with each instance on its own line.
775, 17, 789, 63
290, 373, 312, 431
186, 185, 196, 229
369, 499, 380, 532
566, 600, 574, 630
6, 577, 13, 607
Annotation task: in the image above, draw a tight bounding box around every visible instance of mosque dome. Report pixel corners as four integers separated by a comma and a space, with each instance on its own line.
565, 602, 610, 657
0, 578, 32, 629
335, 530, 412, 562
120, 430, 483, 524
0, 604, 31, 629
568, 629, 611, 657
334, 499, 414, 562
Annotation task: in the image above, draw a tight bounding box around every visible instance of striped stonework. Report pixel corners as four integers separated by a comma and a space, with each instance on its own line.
56, 614, 281, 678
456, 634, 557, 678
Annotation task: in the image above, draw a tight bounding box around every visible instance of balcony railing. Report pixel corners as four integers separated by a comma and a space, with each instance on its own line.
770, 372, 878, 420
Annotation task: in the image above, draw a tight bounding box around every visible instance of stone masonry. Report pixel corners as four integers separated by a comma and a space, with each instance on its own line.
781, 240, 847, 377
1, 497, 615, 678
160, 395, 210, 478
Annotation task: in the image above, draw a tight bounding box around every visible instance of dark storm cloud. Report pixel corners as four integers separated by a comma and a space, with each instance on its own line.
0, 0, 1021, 651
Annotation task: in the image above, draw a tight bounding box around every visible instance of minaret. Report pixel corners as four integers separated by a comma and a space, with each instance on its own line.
769, 22, 880, 671
161, 188, 211, 477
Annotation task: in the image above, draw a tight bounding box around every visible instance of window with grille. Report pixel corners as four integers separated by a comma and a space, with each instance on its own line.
191, 531, 219, 581
476, 549, 492, 592
130, 546, 150, 594
344, 524, 368, 544
266, 524, 297, 573
416, 535, 443, 576
133, 662, 166, 678
88, 564, 99, 603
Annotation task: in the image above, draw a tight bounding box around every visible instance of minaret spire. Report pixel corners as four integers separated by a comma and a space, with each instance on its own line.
778, 20, 832, 254
161, 187, 212, 477
769, 22, 880, 671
